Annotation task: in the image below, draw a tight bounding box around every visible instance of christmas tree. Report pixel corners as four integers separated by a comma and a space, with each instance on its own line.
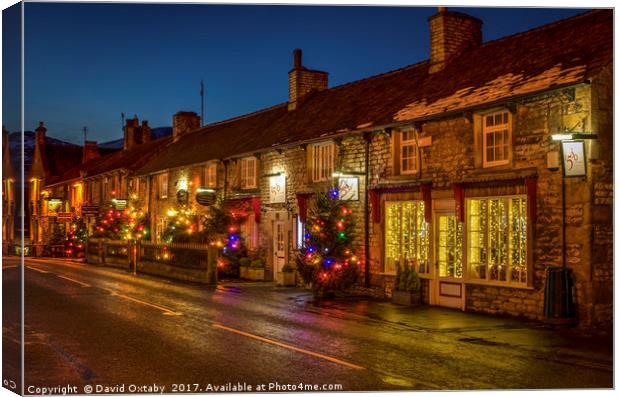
65, 216, 88, 258
162, 205, 201, 243
296, 190, 360, 296
91, 203, 149, 241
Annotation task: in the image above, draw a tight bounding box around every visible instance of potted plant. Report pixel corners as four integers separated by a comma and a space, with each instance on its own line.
392, 263, 422, 306
239, 257, 251, 279
277, 263, 296, 287
246, 258, 266, 281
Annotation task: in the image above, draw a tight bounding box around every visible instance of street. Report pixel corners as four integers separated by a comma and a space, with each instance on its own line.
2, 257, 613, 392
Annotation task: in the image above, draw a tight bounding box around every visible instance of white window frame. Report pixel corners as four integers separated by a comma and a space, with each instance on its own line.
311, 142, 335, 182
205, 162, 218, 188
400, 130, 419, 175
240, 157, 257, 189
465, 195, 528, 286
482, 110, 511, 167
158, 173, 168, 199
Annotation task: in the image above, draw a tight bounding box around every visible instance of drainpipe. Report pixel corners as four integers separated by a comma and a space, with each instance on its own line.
363, 132, 372, 288
223, 160, 229, 200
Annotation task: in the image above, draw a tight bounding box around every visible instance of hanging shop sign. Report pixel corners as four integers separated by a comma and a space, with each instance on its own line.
196, 188, 217, 206
561, 141, 586, 177
56, 212, 72, 222
111, 198, 128, 210
81, 205, 99, 216
176, 189, 189, 205
269, 175, 286, 204
338, 177, 359, 201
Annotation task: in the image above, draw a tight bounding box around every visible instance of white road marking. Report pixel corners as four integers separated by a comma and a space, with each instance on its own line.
2, 265, 18, 269
57, 275, 92, 288
26, 266, 50, 273
212, 322, 365, 370
103, 289, 182, 316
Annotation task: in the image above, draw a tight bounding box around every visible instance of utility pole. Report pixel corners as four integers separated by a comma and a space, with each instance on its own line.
200, 80, 205, 127
82, 126, 88, 145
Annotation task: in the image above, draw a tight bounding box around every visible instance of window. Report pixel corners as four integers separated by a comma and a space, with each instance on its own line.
384, 201, 430, 275
294, 215, 305, 249
156, 218, 167, 243
311, 142, 335, 182
240, 215, 258, 250
71, 183, 83, 209
483, 111, 511, 167
467, 196, 527, 284
400, 130, 419, 174
240, 157, 257, 189
158, 173, 168, 199
205, 163, 217, 188
102, 178, 109, 201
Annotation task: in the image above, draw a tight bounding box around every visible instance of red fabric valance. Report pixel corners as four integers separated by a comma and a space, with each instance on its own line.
420, 183, 432, 223
296, 193, 314, 223
452, 183, 465, 222
369, 189, 381, 223
525, 176, 537, 223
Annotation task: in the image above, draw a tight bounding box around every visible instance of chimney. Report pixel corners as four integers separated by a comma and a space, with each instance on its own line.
123, 116, 141, 150
141, 120, 152, 144
35, 121, 46, 150
82, 140, 100, 163
428, 7, 482, 73
172, 111, 200, 142
288, 48, 328, 111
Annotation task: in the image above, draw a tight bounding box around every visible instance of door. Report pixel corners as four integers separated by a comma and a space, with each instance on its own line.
435, 213, 465, 309
273, 220, 286, 274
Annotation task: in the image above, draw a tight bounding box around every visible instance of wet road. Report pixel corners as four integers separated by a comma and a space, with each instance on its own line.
2, 257, 613, 392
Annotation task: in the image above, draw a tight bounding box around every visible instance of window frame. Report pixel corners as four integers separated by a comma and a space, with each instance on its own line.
465, 195, 529, 286
158, 173, 169, 199
205, 162, 218, 188
399, 129, 420, 175
311, 142, 335, 182
383, 200, 430, 276
240, 157, 258, 189
240, 215, 258, 251
482, 110, 512, 168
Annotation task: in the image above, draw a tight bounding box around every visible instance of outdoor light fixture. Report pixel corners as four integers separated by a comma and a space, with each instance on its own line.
178, 179, 188, 190
332, 171, 365, 178
196, 188, 216, 193
262, 171, 282, 178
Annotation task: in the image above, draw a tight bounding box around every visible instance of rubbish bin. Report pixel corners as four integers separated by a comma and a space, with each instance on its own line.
543, 266, 576, 319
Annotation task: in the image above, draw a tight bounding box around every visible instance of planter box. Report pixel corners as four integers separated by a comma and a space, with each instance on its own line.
276, 271, 296, 287
392, 290, 421, 306
240, 266, 265, 281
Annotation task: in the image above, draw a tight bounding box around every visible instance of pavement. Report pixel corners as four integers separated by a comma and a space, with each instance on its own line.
2, 256, 614, 393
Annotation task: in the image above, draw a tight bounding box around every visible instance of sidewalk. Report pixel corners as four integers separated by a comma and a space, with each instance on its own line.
219, 281, 614, 371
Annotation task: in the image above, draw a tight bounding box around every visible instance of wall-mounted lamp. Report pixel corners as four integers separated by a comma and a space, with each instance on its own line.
332, 171, 365, 178
551, 132, 598, 141
196, 188, 216, 193
262, 172, 282, 178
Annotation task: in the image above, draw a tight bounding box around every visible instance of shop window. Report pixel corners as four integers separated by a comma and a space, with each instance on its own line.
438, 215, 463, 278
384, 201, 430, 275
482, 111, 511, 167
311, 142, 335, 182
467, 196, 527, 284
158, 173, 168, 199
392, 129, 419, 175
240, 157, 257, 189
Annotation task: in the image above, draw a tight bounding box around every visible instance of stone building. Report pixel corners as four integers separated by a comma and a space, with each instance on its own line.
134, 8, 612, 330
2, 128, 16, 253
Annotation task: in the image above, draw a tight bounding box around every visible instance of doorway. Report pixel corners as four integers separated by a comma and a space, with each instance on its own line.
434, 211, 465, 309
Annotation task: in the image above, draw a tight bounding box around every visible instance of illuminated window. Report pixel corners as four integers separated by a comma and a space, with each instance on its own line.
311, 142, 335, 182
483, 111, 511, 167
240, 215, 258, 250
240, 157, 257, 189
467, 196, 527, 284
205, 162, 217, 188
71, 183, 83, 210
158, 173, 168, 199
384, 201, 429, 275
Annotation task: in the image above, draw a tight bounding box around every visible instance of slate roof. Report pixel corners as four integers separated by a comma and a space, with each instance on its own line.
131, 9, 611, 175
45, 136, 173, 187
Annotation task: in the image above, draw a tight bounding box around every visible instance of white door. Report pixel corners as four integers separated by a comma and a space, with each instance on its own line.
435, 213, 465, 309
273, 220, 286, 274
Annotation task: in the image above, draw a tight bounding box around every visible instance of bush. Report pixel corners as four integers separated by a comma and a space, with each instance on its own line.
239, 257, 252, 267
395, 263, 421, 292
250, 259, 265, 268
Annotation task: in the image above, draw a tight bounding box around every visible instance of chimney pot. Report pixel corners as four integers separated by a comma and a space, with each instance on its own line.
293, 48, 302, 69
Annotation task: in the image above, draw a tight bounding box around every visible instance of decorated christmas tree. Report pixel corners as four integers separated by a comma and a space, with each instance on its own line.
162, 205, 201, 243
65, 216, 88, 257
91, 203, 149, 241
296, 190, 360, 296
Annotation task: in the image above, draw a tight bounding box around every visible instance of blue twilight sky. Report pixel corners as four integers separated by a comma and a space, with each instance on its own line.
3, 2, 590, 144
